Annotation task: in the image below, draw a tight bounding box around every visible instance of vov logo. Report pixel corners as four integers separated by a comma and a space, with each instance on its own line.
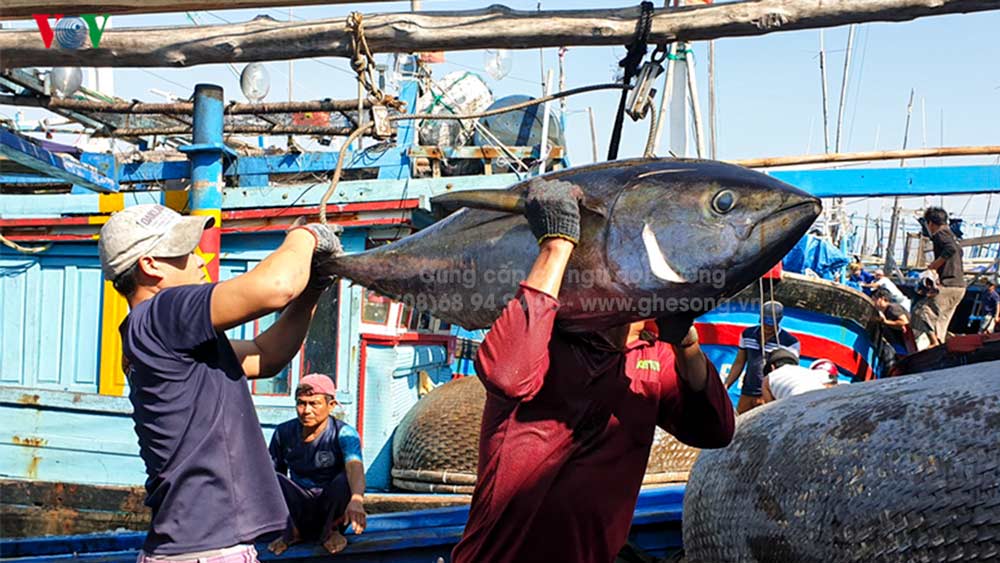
33, 15, 110, 49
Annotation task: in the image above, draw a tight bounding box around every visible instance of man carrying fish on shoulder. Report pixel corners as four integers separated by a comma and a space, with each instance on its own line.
451, 182, 736, 563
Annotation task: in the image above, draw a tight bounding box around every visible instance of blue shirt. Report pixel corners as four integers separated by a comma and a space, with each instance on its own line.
269, 417, 362, 489
984, 289, 999, 317
121, 284, 287, 555
737, 325, 801, 397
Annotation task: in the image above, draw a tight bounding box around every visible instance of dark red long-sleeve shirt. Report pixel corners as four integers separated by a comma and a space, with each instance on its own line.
452, 285, 735, 563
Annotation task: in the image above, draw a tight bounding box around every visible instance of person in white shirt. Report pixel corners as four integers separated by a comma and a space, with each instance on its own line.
762, 352, 840, 403
864, 269, 911, 311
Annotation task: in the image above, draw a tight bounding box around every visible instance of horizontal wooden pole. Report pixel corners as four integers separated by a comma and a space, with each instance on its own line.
1, 0, 997, 68
0, 96, 377, 115
733, 145, 1000, 168
95, 124, 358, 136
0, 0, 384, 20
961, 234, 1000, 248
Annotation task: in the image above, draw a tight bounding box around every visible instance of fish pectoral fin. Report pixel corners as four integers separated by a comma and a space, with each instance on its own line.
430, 190, 607, 218
642, 223, 687, 284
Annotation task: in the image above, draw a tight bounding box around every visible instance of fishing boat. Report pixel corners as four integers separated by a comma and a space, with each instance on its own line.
3, 1, 1000, 562
696, 269, 892, 405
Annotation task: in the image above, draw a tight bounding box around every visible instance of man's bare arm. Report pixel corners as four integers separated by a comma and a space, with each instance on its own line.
724, 349, 747, 389
523, 239, 574, 298
210, 230, 316, 332
230, 287, 326, 379
344, 460, 367, 534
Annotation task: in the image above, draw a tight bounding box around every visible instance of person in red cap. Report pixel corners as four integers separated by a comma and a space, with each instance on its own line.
267, 374, 366, 556
451, 180, 735, 563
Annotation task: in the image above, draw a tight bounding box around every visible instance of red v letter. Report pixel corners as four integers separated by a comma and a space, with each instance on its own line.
33, 14, 62, 49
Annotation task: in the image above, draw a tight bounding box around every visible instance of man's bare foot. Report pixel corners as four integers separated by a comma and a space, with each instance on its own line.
321, 531, 348, 555
268, 528, 301, 556
268, 538, 289, 556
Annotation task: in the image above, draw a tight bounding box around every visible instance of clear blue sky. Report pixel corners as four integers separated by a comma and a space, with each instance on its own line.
5, 1, 999, 231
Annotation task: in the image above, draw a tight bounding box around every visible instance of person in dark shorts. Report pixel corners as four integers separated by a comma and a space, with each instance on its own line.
873, 288, 910, 353
923, 207, 966, 342
724, 301, 801, 414
450, 179, 734, 563
99, 204, 342, 563
268, 374, 366, 556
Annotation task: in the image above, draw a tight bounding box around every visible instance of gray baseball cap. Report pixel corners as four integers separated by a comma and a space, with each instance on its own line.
98, 204, 214, 280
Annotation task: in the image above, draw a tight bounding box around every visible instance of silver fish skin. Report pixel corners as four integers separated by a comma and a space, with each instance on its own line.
325, 157, 821, 331
684, 360, 1000, 563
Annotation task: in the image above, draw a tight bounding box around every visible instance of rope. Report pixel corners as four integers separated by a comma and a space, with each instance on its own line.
317, 83, 629, 223
346, 12, 405, 110
0, 233, 51, 254
608, 1, 655, 161
319, 123, 373, 224
643, 102, 658, 158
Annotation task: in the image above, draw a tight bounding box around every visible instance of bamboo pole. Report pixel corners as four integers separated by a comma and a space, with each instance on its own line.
538, 69, 554, 174
834, 24, 856, 153
884, 89, 916, 277
0, 0, 383, 19
651, 44, 676, 157
2, 1, 997, 68
731, 145, 1000, 168
818, 30, 831, 154
686, 49, 707, 159
708, 39, 717, 159
587, 106, 599, 163
96, 124, 357, 137
0, 95, 374, 114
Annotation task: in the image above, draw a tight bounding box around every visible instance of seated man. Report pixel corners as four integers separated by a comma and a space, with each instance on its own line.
846, 262, 874, 294
873, 288, 910, 353
762, 351, 839, 403
268, 374, 367, 555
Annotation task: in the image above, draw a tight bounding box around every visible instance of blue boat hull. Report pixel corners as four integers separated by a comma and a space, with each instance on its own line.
0, 486, 685, 563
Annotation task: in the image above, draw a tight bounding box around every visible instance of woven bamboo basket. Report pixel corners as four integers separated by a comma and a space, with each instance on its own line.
391, 376, 699, 493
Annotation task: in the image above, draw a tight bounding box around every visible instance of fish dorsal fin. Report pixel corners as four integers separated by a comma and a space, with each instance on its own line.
431, 190, 525, 216
430, 189, 608, 218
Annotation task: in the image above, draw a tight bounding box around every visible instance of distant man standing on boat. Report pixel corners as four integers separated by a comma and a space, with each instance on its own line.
451, 182, 735, 563
98, 204, 342, 563
267, 374, 366, 556
979, 282, 998, 334
723, 301, 801, 414
923, 206, 966, 343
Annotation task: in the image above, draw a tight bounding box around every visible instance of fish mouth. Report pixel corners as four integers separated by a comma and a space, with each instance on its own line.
743, 198, 822, 240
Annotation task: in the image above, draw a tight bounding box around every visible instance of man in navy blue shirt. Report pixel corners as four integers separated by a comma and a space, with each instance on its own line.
723, 301, 801, 414
982, 282, 999, 334
98, 204, 342, 562
268, 374, 366, 555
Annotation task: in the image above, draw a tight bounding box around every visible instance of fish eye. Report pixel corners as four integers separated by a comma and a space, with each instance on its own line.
712, 190, 737, 214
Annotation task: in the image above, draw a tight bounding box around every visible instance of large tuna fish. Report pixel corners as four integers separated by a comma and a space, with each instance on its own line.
684, 360, 1000, 562
324, 158, 821, 331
